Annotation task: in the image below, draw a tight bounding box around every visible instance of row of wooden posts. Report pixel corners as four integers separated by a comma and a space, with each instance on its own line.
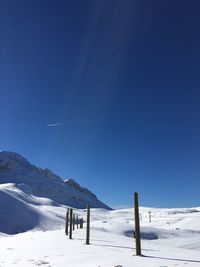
65, 204, 90, 245
65, 193, 142, 256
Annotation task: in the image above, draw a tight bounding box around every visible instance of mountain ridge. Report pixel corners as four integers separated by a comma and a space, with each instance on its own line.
0, 151, 110, 210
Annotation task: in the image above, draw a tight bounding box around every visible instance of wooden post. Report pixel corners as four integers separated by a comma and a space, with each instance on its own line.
73, 214, 75, 230
80, 218, 83, 229
148, 211, 151, 223
69, 208, 73, 239
76, 215, 79, 229
134, 192, 141, 256
86, 205, 90, 245
65, 209, 69, 235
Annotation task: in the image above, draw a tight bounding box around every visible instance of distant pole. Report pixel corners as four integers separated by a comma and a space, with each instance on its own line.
69, 209, 73, 239
86, 205, 90, 245
76, 214, 79, 229
73, 214, 75, 230
134, 192, 141, 256
65, 209, 69, 235
148, 211, 151, 223
80, 218, 83, 229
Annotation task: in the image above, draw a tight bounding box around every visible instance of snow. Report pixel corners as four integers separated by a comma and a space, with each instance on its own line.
0, 206, 200, 266
0, 151, 200, 266
0, 183, 67, 234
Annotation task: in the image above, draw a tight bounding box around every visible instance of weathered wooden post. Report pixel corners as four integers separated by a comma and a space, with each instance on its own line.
65, 209, 69, 235
69, 208, 73, 239
73, 214, 75, 230
76, 215, 79, 229
86, 205, 90, 245
134, 192, 141, 256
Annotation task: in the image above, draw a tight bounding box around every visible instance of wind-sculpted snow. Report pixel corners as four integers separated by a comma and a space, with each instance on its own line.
0, 183, 67, 234
0, 151, 110, 210
0, 187, 40, 234
124, 229, 158, 240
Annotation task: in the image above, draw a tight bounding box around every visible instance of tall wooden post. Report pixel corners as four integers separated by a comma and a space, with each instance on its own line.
65, 209, 69, 235
69, 208, 73, 239
76, 215, 79, 229
86, 205, 90, 245
134, 192, 141, 256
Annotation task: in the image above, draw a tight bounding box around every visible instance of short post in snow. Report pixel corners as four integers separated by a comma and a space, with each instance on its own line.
86, 205, 90, 245
69, 208, 73, 239
73, 213, 75, 230
65, 209, 69, 235
134, 192, 141, 256
80, 218, 83, 229
76, 214, 79, 229
148, 211, 151, 223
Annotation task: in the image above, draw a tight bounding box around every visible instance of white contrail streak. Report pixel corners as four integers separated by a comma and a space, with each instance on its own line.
46, 120, 87, 127
46, 122, 66, 127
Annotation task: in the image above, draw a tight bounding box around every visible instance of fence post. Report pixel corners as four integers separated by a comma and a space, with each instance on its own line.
86, 205, 90, 245
69, 208, 73, 239
80, 218, 83, 229
65, 209, 69, 235
148, 211, 151, 223
134, 192, 141, 256
73, 214, 75, 230
76, 215, 79, 229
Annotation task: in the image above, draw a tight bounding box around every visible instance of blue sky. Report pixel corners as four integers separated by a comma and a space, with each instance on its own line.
1, 0, 200, 208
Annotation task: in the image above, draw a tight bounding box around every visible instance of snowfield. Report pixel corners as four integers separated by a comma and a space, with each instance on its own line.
0, 203, 200, 267
0, 152, 200, 266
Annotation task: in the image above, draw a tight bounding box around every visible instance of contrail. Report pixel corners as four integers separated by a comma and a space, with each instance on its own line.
46, 122, 67, 127
46, 121, 87, 127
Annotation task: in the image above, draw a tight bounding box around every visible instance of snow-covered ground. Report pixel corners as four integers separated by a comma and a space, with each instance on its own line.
0, 205, 200, 267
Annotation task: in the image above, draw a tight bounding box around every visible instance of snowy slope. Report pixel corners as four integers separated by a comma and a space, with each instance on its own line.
0, 151, 110, 209
0, 183, 67, 234
0, 207, 200, 266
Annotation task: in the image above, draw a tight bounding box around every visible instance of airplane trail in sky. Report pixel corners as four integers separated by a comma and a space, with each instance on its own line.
46, 122, 67, 127
46, 121, 87, 127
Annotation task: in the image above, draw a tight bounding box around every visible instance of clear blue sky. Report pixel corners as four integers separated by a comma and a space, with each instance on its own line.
1, 0, 200, 208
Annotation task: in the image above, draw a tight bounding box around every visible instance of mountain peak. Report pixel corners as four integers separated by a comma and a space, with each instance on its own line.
0, 151, 31, 170
0, 151, 29, 161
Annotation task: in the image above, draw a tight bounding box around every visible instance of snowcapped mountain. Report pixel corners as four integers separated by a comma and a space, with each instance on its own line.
0, 151, 110, 210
